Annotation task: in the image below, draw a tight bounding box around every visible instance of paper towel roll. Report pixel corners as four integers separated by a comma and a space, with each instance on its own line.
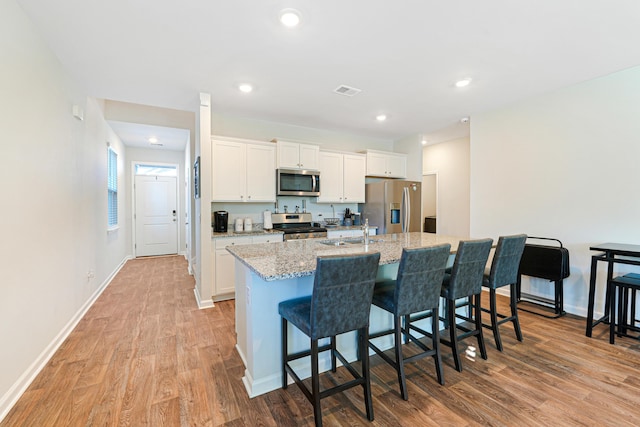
263, 210, 273, 229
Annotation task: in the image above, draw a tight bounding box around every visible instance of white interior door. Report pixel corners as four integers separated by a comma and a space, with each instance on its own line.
135, 175, 178, 257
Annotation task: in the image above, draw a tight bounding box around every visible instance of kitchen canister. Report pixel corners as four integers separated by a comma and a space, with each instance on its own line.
235, 218, 244, 232
244, 217, 253, 232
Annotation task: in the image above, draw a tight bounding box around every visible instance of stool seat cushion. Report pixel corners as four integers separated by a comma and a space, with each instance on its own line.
279, 296, 312, 337
440, 273, 453, 299
372, 279, 397, 313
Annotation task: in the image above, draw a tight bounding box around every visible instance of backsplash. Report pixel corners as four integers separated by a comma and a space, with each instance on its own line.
212, 197, 359, 227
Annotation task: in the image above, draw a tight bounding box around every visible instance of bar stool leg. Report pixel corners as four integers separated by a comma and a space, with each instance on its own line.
359, 327, 374, 421
510, 283, 523, 342
475, 294, 487, 360
431, 312, 444, 385
489, 289, 503, 351
393, 315, 408, 400
330, 336, 337, 372
282, 317, 288, 389
311, 339, 322, 427
448, 302, 462, 372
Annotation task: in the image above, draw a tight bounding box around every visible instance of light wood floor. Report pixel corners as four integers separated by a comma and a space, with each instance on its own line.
3, 255, 640, 426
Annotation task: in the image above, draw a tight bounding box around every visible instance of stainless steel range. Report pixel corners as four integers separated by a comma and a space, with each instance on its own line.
271, 213, 327, 240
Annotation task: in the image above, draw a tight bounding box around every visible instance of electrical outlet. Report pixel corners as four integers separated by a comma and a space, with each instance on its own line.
246, 286, 251, 306
87, 270, 95, 280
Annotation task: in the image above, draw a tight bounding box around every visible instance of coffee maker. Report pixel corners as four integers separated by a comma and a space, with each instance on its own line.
213, 211, 229, 232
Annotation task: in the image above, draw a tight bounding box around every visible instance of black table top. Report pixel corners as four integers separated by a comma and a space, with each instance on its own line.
590, 242, 640, 257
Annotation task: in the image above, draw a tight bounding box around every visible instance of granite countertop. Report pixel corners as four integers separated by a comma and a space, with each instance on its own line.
324, 225, 378, 231
212, 227, 284, 239
226, 232, 468, 281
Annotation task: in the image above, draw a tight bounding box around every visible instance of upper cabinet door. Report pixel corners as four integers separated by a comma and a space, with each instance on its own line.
365, 151, 388, 176
386, 153, 407, 178
299, 144, 320, 170
212, 140, 246, 201
365, 150, 407, 178
246, 143, 276, 202
317, 151, 344, 203
276, 141, 301, 169
342, 154, 366, 203
277, 141, 320, 170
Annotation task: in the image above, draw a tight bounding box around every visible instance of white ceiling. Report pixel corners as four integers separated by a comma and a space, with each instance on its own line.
107, 121, 189, 151
16, 0, 640, 144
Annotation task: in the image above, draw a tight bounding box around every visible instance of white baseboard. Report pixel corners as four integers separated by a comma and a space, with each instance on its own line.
0, 255, 131, 423
194, 287, 213, 309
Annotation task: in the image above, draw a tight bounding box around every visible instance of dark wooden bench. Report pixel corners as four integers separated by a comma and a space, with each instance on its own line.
516, 237, 570, 318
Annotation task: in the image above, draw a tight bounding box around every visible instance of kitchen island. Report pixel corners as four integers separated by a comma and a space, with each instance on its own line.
227, 232, 468, 397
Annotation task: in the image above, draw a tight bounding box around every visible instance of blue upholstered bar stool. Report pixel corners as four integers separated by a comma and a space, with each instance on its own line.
368, 244, 451, 400
440, 238, 493, 372
279, 252, 381, 427
481, 234, 527, 351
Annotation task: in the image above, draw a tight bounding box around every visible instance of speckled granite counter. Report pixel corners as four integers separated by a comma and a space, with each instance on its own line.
227, 232, 463, 281
230, 231, 471, 398
324, 225, 378, 232
212, 228, 283, 239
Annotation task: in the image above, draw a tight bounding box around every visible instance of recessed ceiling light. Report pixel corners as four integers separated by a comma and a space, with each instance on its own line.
376, 114, 387, 122
148, 137, 158, 143
238, 83, 253, 93
455, 78, 472, 88
279, 9, 301, 27
460, 116, 470, 123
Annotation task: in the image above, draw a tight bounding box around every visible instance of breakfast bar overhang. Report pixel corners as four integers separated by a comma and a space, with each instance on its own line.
227, 233, 468, 397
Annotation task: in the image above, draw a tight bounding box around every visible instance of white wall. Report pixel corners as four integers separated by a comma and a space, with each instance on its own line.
212, 113, 393, 152
422, 137, 471, 237
0, 1, 129, 419
394, 134, 424, 182
471, 65, 640, 317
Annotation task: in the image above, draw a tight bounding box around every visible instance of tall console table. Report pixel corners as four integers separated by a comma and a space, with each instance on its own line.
586, 243, 640, 338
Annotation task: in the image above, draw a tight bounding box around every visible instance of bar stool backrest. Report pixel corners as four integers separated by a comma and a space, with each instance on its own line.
394, 244, 451, 316
311, 252, 381, 339
448, 239, 493, 299
486, 234, 527, 289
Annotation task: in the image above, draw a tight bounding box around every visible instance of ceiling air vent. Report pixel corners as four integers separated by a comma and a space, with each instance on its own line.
333, 85, 362, 97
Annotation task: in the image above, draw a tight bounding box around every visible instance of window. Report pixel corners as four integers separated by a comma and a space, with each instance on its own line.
134, 164, 177, 176
107, 147, 118, 228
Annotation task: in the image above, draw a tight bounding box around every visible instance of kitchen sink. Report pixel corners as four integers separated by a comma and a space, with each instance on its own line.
343, 238, 382, 244
317, 240, 348, 246
317, 238, 382, 246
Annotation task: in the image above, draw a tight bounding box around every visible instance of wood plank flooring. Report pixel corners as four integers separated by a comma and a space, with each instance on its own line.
3, 255, 640, 426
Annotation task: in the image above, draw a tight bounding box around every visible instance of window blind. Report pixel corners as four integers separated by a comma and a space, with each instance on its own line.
108, 147, 118, 227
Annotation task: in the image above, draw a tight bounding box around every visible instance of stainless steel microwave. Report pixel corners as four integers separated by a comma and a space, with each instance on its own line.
277, 169, 321, 196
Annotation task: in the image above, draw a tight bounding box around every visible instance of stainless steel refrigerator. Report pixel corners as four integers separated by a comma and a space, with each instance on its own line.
359, 180, 421, 234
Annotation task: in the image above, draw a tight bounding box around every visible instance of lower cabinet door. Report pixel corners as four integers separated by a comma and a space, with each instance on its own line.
215, 249, 236, 297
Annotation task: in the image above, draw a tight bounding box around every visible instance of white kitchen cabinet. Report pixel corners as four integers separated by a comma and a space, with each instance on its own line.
246, 143, 276, 201
342, 154, 366, 202
277, 141, 320, 170
214, 237, 250, 299
364, 150, 407, 178
326, 228, 377, 239
317, 151, 365, 203
212, 140, 245, 201
212, 139, 276, 202
213, 234, 283, 301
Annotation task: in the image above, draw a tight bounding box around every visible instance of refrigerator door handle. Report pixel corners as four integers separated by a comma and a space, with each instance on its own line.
401, 187, 410, 232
